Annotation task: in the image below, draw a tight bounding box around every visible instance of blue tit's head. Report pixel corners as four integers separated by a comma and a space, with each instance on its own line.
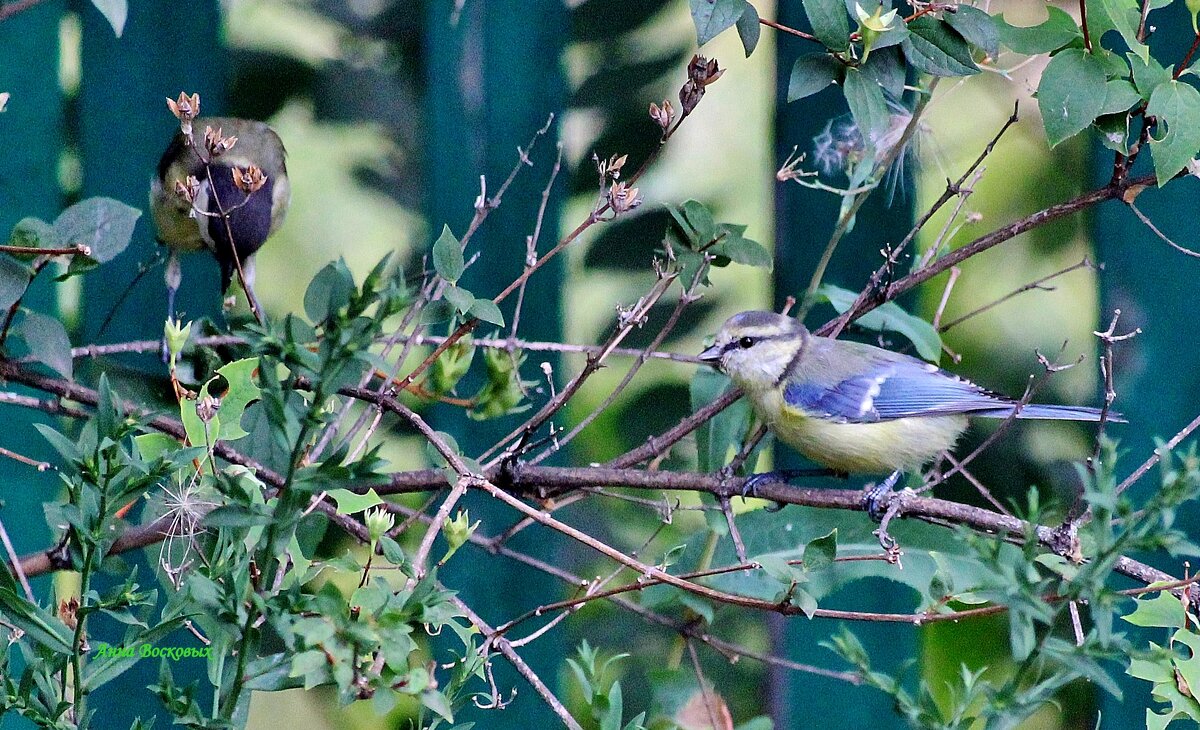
698, 311, 808, 394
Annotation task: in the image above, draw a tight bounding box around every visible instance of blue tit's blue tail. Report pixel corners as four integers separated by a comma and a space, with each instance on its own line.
972, 404, 1125, 423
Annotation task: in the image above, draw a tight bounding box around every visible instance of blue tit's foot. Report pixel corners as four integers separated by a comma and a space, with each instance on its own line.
862, 471, 904, 522
741, 468, 843, 512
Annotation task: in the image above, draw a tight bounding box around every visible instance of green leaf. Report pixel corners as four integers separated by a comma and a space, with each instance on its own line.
1090, 0, 1146, 62
902, 17, 979, 77
203, 504, 273, 528
690, 368, 757, 473
861, 46, 906, 98
54, 197, 139, 264
303, 259, 355, 323
214, 359, 261, 441
326, 488, 384, 516
1129, 52, 1172, 99
788, 53, 842, 101
1122, 591, 1188, 629
803, 529, 837, 571
679, 199, 716, 241
421, 689, 455, 722
803, 0, 850, 51
1100, 79, 1142, 115
1095, 113, 1132, 154
180, 358, 262, 446
816, 284, 942, 361
1147, 80, 1200, 184
995, 7, 1081, 55
444, 284, 475, 315
420, 299, 455, 325
88, 0, 127, 37
1037, 49, 1107, 147
736, 2, 761, 56
431, 224, 464, 283
0, 587, 73, 653
944, 5, 999, 59
7, 216, 58, 252
468, 299, 505, 327
690, 0, 746, 46
0, 254, 29, 312
842, 68, 890, 142
17, 310, 72, 379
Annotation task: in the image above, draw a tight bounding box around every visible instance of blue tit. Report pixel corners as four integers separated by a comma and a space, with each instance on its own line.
698, 311, 1122, 515
150, 117, 289, 317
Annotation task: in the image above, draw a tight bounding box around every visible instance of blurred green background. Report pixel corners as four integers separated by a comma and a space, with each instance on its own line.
1, 0, 1197, 727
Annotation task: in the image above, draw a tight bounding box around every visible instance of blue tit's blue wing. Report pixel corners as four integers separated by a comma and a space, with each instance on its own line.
783, 358, 1015, 423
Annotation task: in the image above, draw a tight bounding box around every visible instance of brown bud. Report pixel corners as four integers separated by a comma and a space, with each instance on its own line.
231, 164, 267, 194
59, 597, 79, 630
203, 125, 238, 157
166, 92, 201, 135
196, 393, 221, 423
174, 175, 201, 204
649, 100, 674, 130
687, 55, 724, 87
680, 55, 723, 114
608, 181, 642, 214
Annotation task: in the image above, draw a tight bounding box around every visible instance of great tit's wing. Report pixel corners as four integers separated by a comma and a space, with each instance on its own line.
783, 358, 1014, 423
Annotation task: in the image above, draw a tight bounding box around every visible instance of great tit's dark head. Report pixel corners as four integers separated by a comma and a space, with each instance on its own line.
699, 311, 808, 392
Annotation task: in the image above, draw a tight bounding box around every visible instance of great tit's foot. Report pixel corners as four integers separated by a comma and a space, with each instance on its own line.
862, 471, 904, 522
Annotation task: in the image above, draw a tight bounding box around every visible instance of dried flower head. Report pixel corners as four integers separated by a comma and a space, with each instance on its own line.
59, 597, 79, 630
203, 125, 238, 158
687, 55, 724, 87
608, 181, 642, 214
232, 164, 268, 193
649, 100, 674, 130
196, 392, 221, 423
166, 92, 201, 136
596, 153, 628, 182
174, 175, 201, 204
679, 56, 723, 116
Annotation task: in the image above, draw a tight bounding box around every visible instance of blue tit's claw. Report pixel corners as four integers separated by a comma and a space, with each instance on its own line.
740, 472, 788, 511
862, 471, 904, 522
740, 472, 772, 500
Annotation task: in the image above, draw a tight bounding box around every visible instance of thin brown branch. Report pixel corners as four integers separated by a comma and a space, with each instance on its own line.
1116, 411, 1200, 497
825, 102, 1020, 338
483, 269, 679, 465
757, 15, 818, 41
0, 515, 33, 601
527, 264, 706, 465
451, 593, 584, 730
0, 244, 90, 256
0, 0, 46, 21
1128, 202, 1200, 257
607, 388, 742, 468
1176, 32, 1200, 78
818, 173, 1157, 338
937, 258, 1096, 333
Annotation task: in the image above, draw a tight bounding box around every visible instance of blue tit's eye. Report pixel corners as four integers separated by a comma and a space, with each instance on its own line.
738, 336, 755, 349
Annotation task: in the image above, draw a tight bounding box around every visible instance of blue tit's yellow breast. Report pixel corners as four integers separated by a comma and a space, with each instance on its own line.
752, 388, 968, 474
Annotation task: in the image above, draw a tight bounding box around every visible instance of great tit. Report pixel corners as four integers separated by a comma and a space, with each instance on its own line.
699, 311, 1121, 514
150, 116, 289, 317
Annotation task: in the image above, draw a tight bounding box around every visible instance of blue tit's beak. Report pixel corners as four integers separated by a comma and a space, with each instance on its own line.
698, 344, 723, 366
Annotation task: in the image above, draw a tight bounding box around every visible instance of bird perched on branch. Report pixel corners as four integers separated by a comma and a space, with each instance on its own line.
150, 101, 289, 320
698, 311, 1122, 516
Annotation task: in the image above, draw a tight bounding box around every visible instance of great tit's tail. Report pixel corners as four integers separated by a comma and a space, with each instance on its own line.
974, 404, 1127, 423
